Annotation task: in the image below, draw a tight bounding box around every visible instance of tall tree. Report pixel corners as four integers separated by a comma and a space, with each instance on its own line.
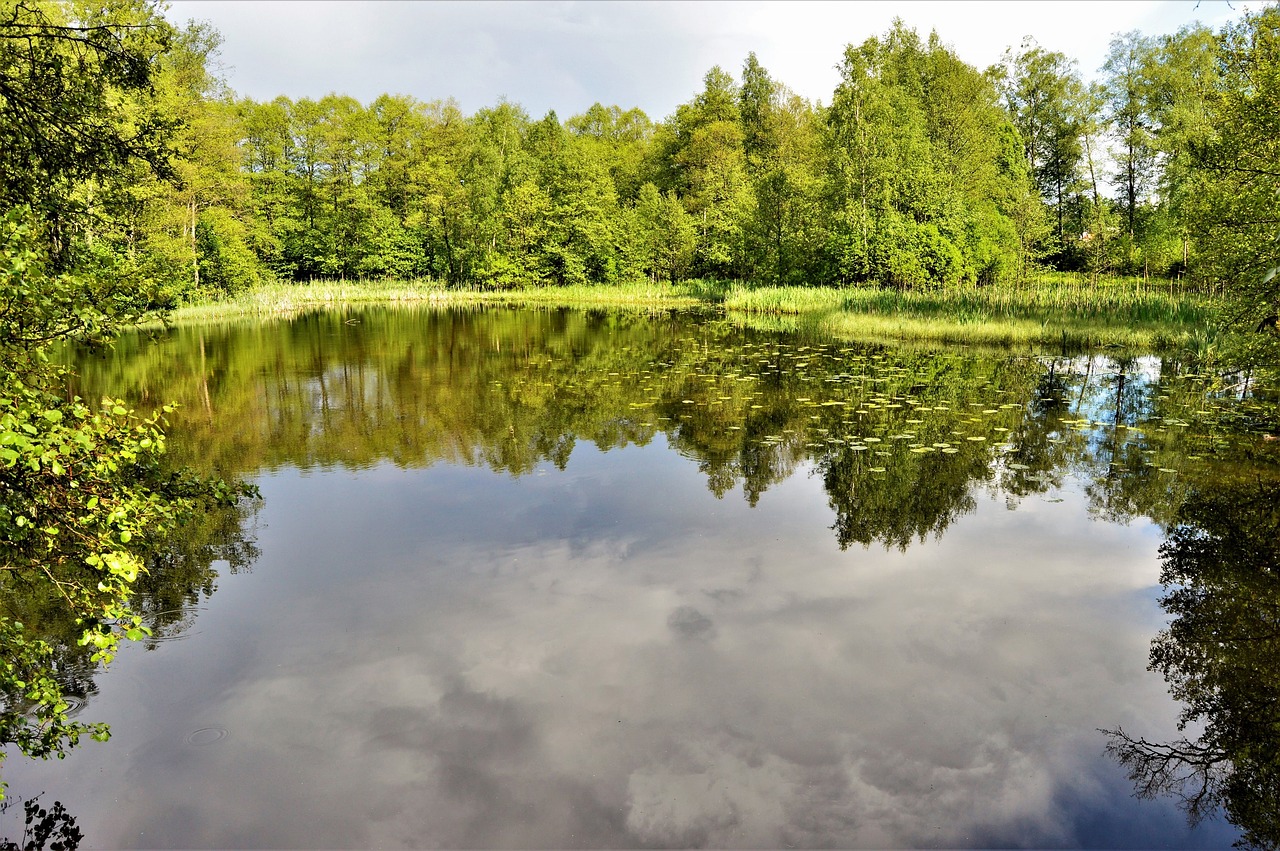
993, 39, 1087, 264
566, 102, 654, 204
1142, 25, 1219, 278
1101, 30, 1159, 262
140, 20, 265, 299
0, 0, 175, 269
632, 182, 696, 283
737, 53, 824, 284
656, 67, 753, 279
1182, 5, 1280, 349
236, 96, 293, 276
825, 22, 1029, 288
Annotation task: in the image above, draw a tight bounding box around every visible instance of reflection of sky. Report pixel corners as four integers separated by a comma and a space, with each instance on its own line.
4, 438, 1239, 847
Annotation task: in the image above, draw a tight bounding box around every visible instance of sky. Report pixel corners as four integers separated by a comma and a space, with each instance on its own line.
165, 1, 1250, 120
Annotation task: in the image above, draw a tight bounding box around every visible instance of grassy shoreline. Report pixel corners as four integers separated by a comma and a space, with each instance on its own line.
160, 277, 1220, 352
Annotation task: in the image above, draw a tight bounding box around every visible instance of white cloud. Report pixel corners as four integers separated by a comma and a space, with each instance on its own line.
168, 0, 1250, 119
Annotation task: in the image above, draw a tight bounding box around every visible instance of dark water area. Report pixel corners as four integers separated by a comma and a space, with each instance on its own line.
5, 305, 1279, 848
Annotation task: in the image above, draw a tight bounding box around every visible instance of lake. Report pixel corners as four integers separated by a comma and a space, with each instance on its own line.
5, 305, 1277, 848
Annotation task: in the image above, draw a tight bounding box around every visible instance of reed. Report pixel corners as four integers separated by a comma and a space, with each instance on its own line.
167, 278, 710, 323
163, 276, 1219, 351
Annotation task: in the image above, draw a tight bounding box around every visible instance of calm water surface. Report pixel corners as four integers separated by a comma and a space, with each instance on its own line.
6, 306, 1277, 848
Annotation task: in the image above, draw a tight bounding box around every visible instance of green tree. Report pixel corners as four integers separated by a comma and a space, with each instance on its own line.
139, 20, 266, 300
566, 102, 654, 204
361, 93, 431, 278
467, 100, 534, 284
313, 94, 379, 278
277, 96, 328, 278
1101, 31, 1159, 269
0, 0, 175, 270
1182, 6, 1280, 352
1078, 82, 1119, 281
236, 96, 295, 277
633, 182, 695, 283
1143, 25, 1218, 279
825, 22, 1028, 288
993, 39, 1087, 265
413, 99, 479, 284
656, 67, 753, 278
738, 53, 825, 285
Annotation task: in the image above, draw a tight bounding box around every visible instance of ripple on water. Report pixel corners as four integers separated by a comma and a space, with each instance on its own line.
185, 726, 229, 746
143, 607, 210, 643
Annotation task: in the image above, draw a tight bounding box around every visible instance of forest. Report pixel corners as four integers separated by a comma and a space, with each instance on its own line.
4, 1, 1280, 331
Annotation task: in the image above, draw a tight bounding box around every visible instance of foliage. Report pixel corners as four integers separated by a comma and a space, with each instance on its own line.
991, 38, 1085, 266
76, 8, 1272, 363
823, 24, 1032, 289
0, 214, 250, 795
0, 0, 175, 270
0, 0, 254, 800
1183, 7, 1280, 350
0, 792, 83, 851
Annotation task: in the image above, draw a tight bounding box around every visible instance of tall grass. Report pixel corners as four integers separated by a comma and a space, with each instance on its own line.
723, 281, 1211, 325
729, 309, 1195, 351
170, 278, 451, 321
168, 278, 714, 324
164, 275, 1218, 351
718, 276, 1216, 350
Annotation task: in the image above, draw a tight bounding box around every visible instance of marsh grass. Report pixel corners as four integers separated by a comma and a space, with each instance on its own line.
721, 275, 1217, 350
162, 275, 1218, 351
730, 310, 1186, 352
165, 278, 716, 325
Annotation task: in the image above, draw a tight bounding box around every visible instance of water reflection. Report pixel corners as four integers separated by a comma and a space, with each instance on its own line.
69, 307, 1269, 548
1106, 476, 1280, 850
0, 794, 82, 851
6, 305, 1274, 846
131, 494, 261, 650
0, 482, 259, 791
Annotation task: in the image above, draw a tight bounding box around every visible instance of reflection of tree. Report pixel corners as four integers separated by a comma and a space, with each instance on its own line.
0, 794, 82, 851
0, 493, 258, 769
821, 448, 980, 550
69, 307, 1256, 552
1084, 356, 1167, 522
133, 492, 261, 648
1104, 479, 1280, 850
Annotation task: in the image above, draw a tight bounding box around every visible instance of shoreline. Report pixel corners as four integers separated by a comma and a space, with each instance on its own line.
154, 278, 1218, 353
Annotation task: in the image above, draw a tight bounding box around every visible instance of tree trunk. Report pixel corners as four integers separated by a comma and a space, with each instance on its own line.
191, 199, 199, 291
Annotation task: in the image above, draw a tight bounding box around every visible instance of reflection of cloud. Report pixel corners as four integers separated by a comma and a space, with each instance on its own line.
625, 741, 784, 846
10, 451, 1237, 847
365, 683, 534, 763
667, 605, 716, 641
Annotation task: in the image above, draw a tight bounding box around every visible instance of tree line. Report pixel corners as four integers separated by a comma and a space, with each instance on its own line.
30, 5, 1267, 330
